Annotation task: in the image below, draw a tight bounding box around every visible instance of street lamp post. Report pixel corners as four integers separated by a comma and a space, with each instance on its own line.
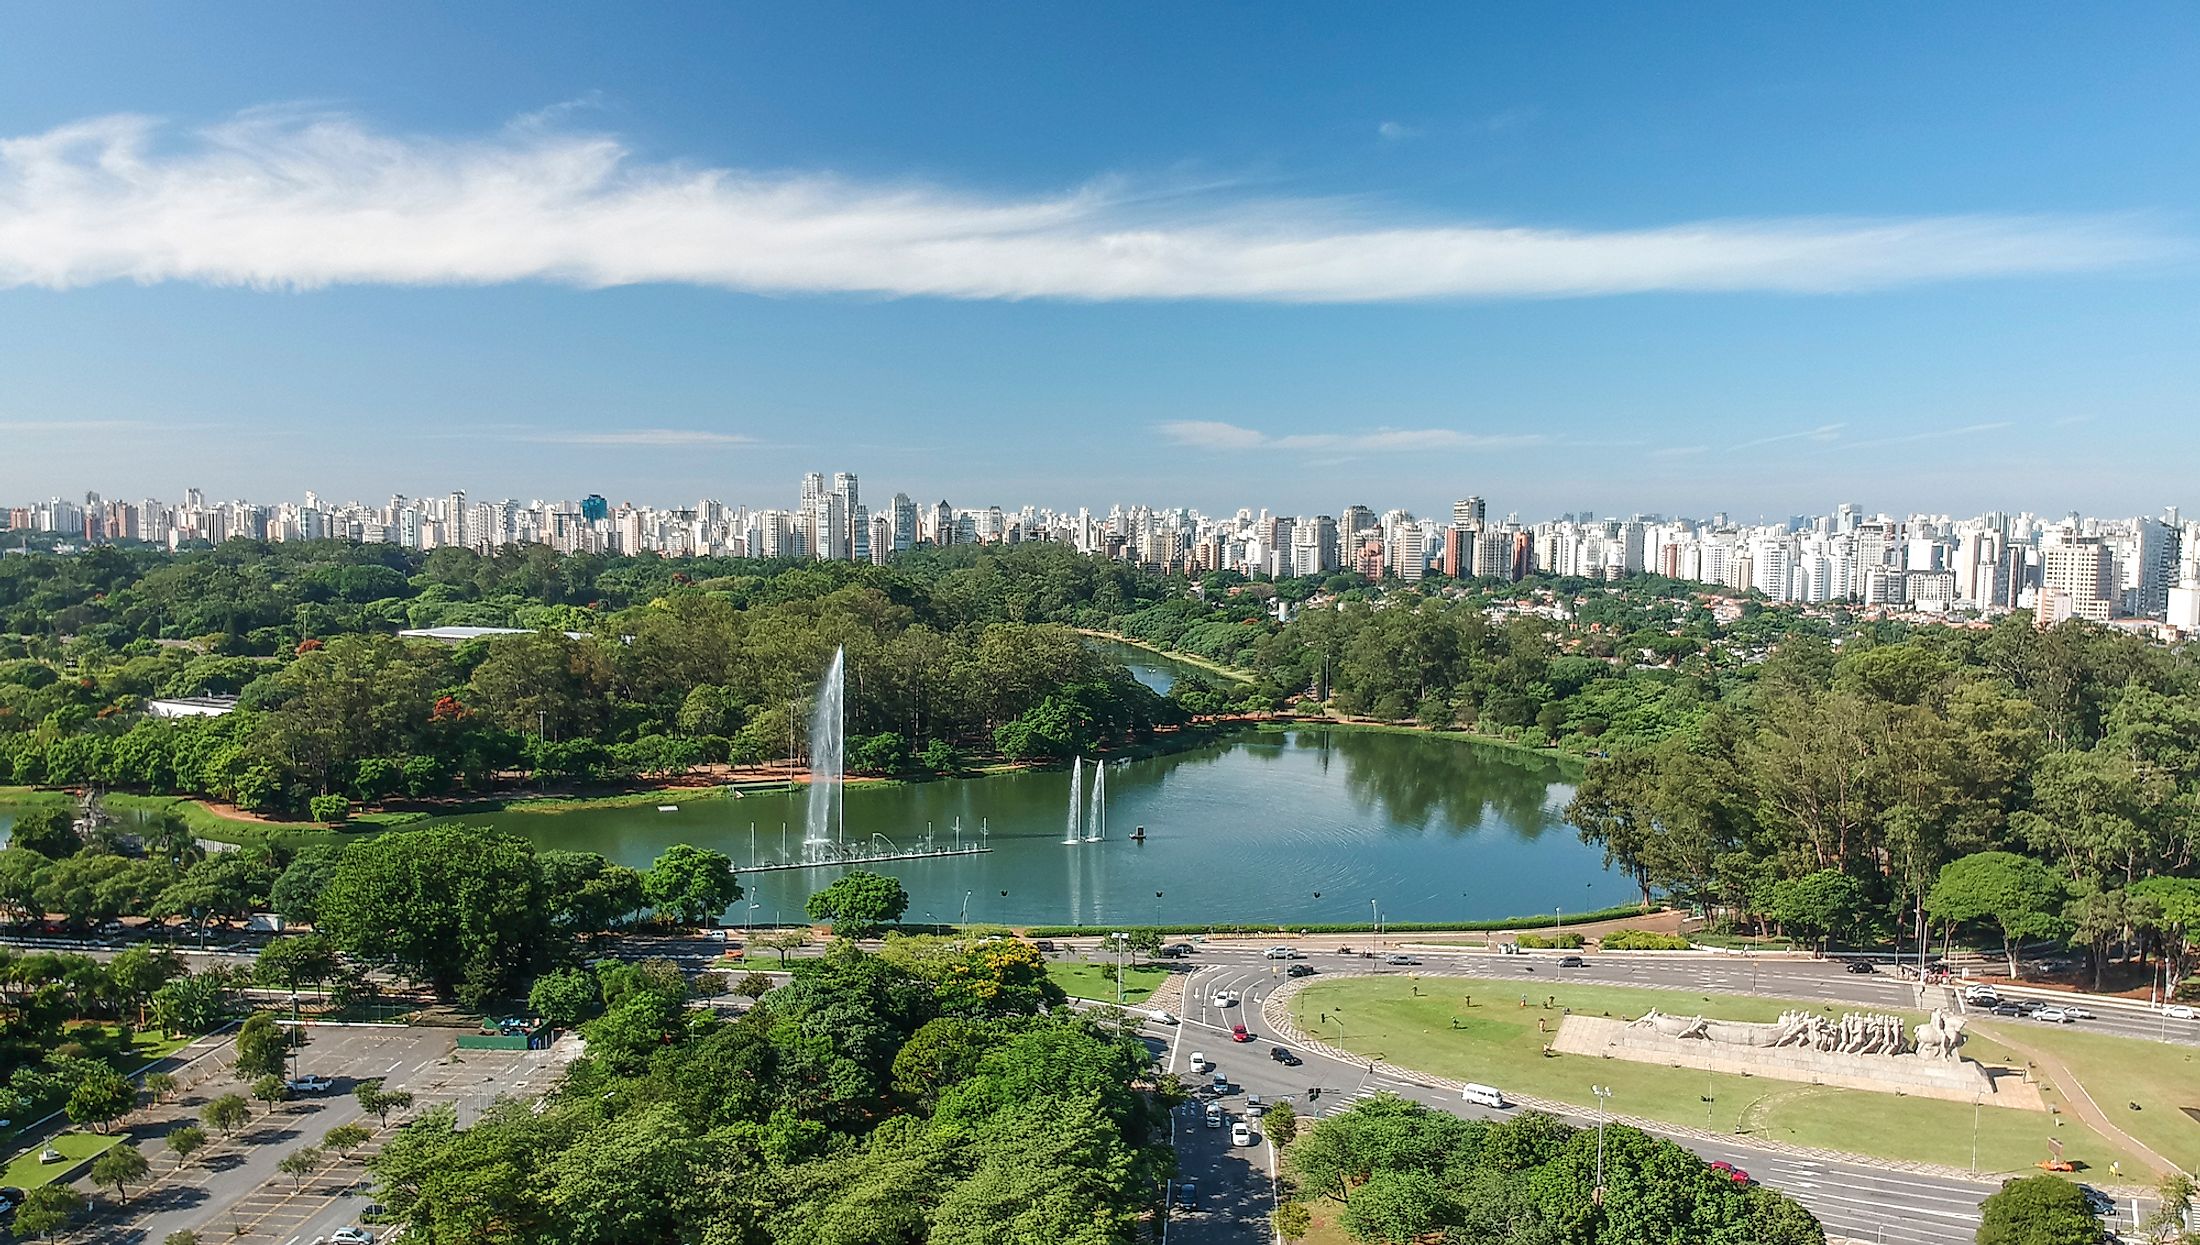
1370, 899, 1381, 942
1971, 1092, 1981, 1172
960, 890, 972, 926
1591, 1085, 1613, 1202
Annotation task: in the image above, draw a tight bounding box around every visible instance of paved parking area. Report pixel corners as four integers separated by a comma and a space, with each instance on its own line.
79, 1025, 569, 1245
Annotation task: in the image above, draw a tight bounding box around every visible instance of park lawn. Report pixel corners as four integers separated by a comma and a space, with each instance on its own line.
1046, 960, 1169, 1005
1970, 1021, 2200, 1174
0, 1130, 122, 1189
1287, 977, 2147, 1175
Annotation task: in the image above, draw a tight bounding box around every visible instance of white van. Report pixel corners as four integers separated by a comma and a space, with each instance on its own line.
1461, 1083, 1510, 1109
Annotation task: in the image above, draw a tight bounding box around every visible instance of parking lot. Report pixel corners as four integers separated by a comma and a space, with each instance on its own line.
81, 1024, 569, 1245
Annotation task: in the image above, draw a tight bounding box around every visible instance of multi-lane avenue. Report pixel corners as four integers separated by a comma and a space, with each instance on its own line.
1145, 941, 2181, 1245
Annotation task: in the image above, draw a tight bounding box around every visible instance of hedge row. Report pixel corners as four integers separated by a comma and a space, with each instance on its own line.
1019, 904, 1650, 939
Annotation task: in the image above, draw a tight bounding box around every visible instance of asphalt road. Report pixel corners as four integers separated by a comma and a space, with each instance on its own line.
1148, 944, 2177, 1245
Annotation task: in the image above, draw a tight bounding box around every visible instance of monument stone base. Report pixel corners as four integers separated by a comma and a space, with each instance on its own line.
1552, 1015, 2039, 1109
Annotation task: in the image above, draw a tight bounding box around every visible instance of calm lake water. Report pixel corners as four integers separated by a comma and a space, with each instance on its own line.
436, 726, 1626, 928
2, 654, 1630, 927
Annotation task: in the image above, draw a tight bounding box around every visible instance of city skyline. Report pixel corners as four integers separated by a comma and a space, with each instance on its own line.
11, 470, 2198, 636
3, 5, 2198, 513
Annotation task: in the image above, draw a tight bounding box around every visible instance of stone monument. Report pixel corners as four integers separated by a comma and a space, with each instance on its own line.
1551, 1006, 2021, 1107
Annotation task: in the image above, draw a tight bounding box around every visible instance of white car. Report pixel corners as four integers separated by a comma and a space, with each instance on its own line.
1188, 1051, 1209, 1072
2166, 1005, 2197, 1021
2063, 1006, 2095, 1020
1231, 1122, 1254, 1147
2035, 1007, 2074, 1024
1203, 1106, 1224, 1129
1215, 991, 1239, 1008
1263, 946, 1300, 960
285, 1075, 336, 1094
327, 1230, 376, 1245
1148, 1009, 1181, 1026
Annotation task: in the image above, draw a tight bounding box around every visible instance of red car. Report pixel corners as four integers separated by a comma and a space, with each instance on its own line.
1230, 1023, 1253, 1043
1707, 1161, 1751, 1186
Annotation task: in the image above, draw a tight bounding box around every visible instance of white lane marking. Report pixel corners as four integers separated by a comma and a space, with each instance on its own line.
1168, 1014, 1186, 1074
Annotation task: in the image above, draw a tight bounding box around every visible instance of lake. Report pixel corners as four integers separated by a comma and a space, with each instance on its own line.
1, 651, 1632, 928
437, 725, 1627, 928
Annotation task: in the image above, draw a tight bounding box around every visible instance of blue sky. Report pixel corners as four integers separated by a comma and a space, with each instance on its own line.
1, 4, 2195, 520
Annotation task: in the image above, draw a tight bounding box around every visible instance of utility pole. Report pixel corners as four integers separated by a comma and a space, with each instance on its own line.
1591, 1085, 1613, 1203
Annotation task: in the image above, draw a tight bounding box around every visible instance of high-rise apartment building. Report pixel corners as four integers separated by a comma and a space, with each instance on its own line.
2038, 533, 2115, 623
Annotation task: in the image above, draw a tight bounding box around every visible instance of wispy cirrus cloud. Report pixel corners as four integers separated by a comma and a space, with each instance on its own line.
1735, 422, 1847, 450
1159, 419, 1544, 453
517, 428, 753, 447
0, 109, 2175, 304
1376, 120, 1423, 142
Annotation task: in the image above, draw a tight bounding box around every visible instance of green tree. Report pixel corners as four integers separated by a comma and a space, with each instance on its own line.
164, 1231, 202, 1245
233, 1011, 293, 1080
166, 1122, 209, 1168
205, 1091, 252, 1135
641, 843, 742, 928
1266, 1099, 1299, 1148
805, 870, 910, 939
1766, 870, 1869, 950
323, 1121, 372, 1156
528, 967, 604, 1028
1975, 1175, 2100, 1245
91, 1142, 151, 1201
269, 845, 345, 925
315, 824, 551, 1003
64, 1068, 136, 1132
1275, 1200, 1313, 1242
755, 929, 810, 965
143, 1070, 179, 1103
254, 934, 341, 992
11, 1185, 85, 1238
540, 849, 645, 935
356, 1078, 413, 1125
6, 805, 81, 858
151, 971, 228, 1035
253, 1073, 292, 1108
1927, 852, 2071, 978
277, 1144, 325, 1190
736, 971, 775, 1000
109, 945, 185, 1027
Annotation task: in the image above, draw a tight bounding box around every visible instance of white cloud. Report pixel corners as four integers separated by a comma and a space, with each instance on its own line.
0, 109, 2174, 303
1158, 420, 1544, 452
1734, 422, 1846, 450
1377, 120, 1422, 142
519, 428, 753, 447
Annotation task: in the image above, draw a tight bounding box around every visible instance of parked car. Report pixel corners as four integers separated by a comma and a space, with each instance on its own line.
285, 1075, 336, 1094
1231, 1023, 1253, 1043
1231, 1122, 1254, 1147
0, 1186, 24, 1216
1270, 1046, 1302, 1066
2079, 1185, 2117, 1218
1845, 961, 1877, 974
1286, 964, 1317, 978
2035, 1006, 2075, 1024
328, 1230, 377, 1245
1557, 955, 1586, 968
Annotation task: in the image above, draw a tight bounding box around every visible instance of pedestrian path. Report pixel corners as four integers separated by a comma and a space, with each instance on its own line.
1982, 1026, 2182, 1180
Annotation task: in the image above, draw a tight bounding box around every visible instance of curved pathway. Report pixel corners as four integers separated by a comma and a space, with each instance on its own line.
1977, 1024, 2182, 1180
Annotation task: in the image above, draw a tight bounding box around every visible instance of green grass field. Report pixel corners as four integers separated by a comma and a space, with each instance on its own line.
1046, 960, 1170, 1005
1287, 977, 2148, 1174
1971, 1021, 2200, 1173
1, 1130, 123, 1189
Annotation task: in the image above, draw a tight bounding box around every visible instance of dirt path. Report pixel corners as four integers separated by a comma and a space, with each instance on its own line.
1984, 1026, 2182, 1179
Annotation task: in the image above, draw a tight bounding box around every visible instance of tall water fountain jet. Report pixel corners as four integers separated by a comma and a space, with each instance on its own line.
1063, 757, 1085, 844
806, 646, 845, 847
1084, 759, 1106, 842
